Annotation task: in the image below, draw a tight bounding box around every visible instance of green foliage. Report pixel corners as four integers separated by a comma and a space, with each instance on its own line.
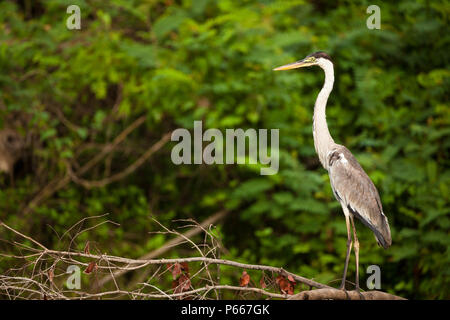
0, 0, 448, 299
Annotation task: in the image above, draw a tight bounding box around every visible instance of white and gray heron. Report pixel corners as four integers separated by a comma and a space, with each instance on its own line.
274, 52, 392, 291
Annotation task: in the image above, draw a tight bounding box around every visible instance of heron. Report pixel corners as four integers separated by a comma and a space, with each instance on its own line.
273, 52, 392, 291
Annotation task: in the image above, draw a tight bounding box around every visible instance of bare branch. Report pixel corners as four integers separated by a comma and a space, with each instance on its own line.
72, 285, 287, 300
0, 218, 405, 301
97, 210, 229, 288
288, 288, 406, 300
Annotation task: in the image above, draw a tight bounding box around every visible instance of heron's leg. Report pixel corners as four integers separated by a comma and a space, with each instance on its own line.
339, 213, 352, 290
350, 215, 360, 292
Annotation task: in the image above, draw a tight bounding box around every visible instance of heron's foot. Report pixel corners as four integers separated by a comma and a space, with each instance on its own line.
338, 287, 351, 300
352, 288, 365, 300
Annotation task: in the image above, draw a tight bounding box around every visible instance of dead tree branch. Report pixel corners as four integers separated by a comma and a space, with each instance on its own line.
289, 288, 405, 300
0, 219, 405, 300
96, 209, 229, 288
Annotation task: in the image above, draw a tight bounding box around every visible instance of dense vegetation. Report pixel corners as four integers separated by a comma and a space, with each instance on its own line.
0, 0, 448, 299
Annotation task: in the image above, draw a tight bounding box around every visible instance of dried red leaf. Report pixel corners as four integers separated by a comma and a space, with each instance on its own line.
48, 269, 54, 283
287, 275, 296, 284
173, 274, 191, 294
84, 241, 90, 255
275, 275, 284, 285
172, 263, 182, 279
168, 264, 191, 300
179, 274, 191, 291
287, 284, 294, 295
180, 262, 189, 274
84, 261, 97, 274
239, 270, 251, 287
167, 262, 183, 279
260, 277, 266, 289
276, 275, 295, 295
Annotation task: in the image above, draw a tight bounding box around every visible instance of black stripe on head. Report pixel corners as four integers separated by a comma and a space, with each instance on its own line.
307, 51, 332, 62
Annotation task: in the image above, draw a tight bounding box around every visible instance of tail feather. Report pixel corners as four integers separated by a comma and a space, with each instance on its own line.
348, 205, 392, 249
375, 214, 392, 249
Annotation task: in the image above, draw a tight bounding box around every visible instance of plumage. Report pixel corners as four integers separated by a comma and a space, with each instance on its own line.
327, 145, 392, 249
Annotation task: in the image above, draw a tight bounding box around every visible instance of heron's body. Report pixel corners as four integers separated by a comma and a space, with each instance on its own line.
327, 145, 391, 248
274, 52, 391, 291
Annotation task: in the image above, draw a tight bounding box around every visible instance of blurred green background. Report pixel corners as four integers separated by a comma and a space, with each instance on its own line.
0, 0, 449, 299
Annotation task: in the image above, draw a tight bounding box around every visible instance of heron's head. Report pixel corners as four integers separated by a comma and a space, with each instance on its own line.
273, 51, 332, 71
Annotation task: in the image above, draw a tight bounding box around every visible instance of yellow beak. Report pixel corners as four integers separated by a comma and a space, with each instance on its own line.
273, 59, 314, 71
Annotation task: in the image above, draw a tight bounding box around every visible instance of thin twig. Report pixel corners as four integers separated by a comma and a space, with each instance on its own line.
97, 210, 228, 288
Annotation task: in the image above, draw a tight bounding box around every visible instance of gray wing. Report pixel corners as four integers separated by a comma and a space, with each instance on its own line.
327, 145, 392, 248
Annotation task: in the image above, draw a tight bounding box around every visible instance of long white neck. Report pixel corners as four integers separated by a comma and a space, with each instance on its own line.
313, 59, 335, 170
